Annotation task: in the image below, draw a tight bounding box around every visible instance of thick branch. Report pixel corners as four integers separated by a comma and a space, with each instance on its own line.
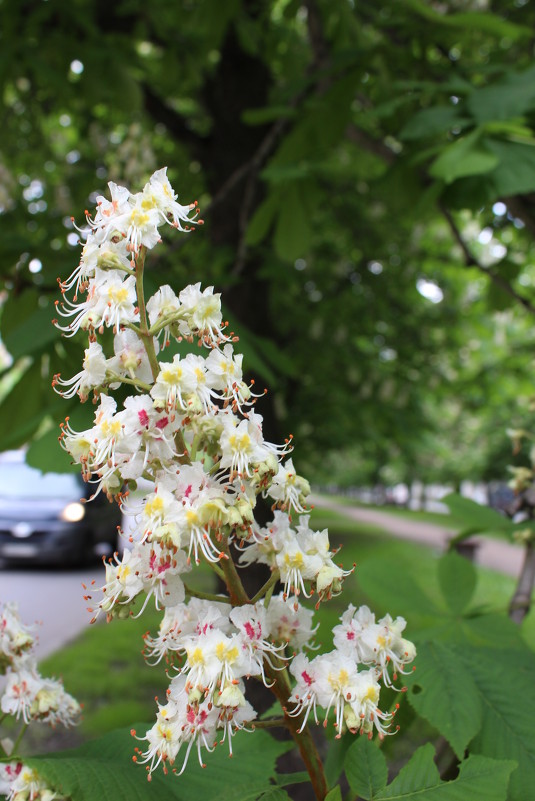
345, 124, 397, 165
441, 205, 535, 317
509, 541, 535, 623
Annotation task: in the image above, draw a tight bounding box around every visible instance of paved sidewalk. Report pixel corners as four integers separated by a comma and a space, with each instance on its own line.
311, 496, 525, 578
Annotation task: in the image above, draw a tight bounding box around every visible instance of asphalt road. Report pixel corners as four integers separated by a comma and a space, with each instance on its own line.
310, 496, 525, 577
0, 562, 106, 660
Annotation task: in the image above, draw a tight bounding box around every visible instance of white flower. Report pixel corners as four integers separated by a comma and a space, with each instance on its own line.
219, 416, 270, 478
53, 341, 107, 400
112, 195, 161, 260
144, 167, 201, 232
54, 268, 139, 336
1, 669, 42, 724
266, 593, 317, 650
146, 285, 182, 347
229, 604, 285, 682
359, 614, 416, 686
1, 762, 62, 801
150, 354, 197, 412
332, 604, 375, 662
288, 653, 322, 730
267, 458, 311, 513
91, 181, 132, 234
107, 329, 155, 385
345, 669, 392, 738
178, 283, 228, 344
0, 603, 35, 671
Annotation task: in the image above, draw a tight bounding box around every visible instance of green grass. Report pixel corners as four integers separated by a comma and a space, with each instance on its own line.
31, 504, 530, 751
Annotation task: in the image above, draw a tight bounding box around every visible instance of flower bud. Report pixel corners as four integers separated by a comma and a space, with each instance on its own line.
197, 498, 229, 527
217, 683, 246, 708
97, 248, 128, 271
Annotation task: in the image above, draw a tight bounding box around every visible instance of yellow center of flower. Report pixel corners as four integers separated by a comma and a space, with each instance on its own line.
216, 642, 239, 663
284, 551, 304, 570
162, 367, 182, 385
145, 496, 164, 517
185, 510, 199, 527
328, 668, 349, 690
365, 685, 379, 704
130, 209, 150, 226
108, 286, 129, 304
228, 433, 251, 453
188, 647, 204, 665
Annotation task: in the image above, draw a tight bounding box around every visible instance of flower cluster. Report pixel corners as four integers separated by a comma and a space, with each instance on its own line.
0, 763, 64, 801
54, 169, 416, 780
0, 603, 80, 728
0, 603, 80, 801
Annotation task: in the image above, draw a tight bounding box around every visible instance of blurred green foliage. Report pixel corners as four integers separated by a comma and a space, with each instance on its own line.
1, 0, 535, 486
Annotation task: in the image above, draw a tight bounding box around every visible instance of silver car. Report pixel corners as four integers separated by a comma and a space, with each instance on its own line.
0, 452, 120, 565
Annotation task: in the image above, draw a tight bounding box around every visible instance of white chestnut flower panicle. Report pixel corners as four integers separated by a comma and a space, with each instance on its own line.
52, 169, 416, 784
0, 602, 81, 801
333, 605, 417, 687
0, 762, 66, 801
0, 604, 35, 673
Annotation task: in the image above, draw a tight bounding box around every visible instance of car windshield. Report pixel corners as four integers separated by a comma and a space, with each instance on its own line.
0, 462, 82, 500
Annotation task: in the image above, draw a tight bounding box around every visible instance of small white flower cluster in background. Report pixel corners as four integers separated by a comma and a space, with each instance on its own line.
53, 169, 416, 780
0, 603, 79, 801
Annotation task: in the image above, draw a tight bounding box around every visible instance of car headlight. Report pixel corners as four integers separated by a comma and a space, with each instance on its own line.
60, 502, 85, 522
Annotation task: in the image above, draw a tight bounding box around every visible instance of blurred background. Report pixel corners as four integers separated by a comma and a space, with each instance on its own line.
1, 0, 535, 500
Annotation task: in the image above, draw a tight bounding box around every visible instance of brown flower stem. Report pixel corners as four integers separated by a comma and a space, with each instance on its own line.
11, 723, 29, 756
218, 538, 329, 800
219, 537, 251, 606
252, 718, 288, 730
183, 582, 231, 603
263, 659, 328, 801
133, 245, 191, 465
250, 570, 280, 604
134, 246, 160, 382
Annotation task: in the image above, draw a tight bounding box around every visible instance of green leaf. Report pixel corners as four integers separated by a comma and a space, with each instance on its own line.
399, 106, 467, 142
1, 290, 60, 360
466, 647, 535, 801
400, 0, 530, 41
242, 106, 297, 126
261, 162, 312, 184
324, 787, 342, 801
376, 745, 515, 800
324, 734, 353, 788
467, 66, 535, 124
27, 725, 289, 801
26, 424, 80, 473
437, 552, 476, 615
257, 789, 292, 801
245, 194, 280, 246
429, 131, 499, 184
0, 366, 45, 451
357, 556, 442, 622
344, 737, 387, 800
485, 139, 535, 197
486, 259, 523, 311
406, 641, 482, 758
442, 493, 515, 541
274, 184, 312, 262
